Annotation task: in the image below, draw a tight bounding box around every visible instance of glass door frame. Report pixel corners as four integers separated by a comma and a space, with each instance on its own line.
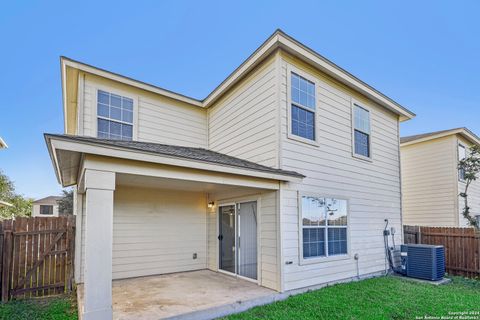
217, 200, 258, 283
218, 202, 238, 277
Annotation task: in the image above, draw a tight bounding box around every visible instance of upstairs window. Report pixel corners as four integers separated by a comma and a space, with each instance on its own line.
458, 144, 466, 181
97, 90, 133, 140
291, 73, 316, 141
301, 196, 348, 259
353, 104, 371, 158
40, 205, 53, 215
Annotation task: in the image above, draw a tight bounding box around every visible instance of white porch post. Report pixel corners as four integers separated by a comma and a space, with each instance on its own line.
82, 169, 115, 320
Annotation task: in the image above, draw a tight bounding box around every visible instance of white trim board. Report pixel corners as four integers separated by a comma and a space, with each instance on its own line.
61, 30, 415, 123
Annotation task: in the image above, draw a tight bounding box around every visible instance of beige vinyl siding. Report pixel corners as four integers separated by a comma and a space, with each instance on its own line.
206, 190, 280, 291
207, 55, 279, 168
457, 136, 480, 226
111, 186, 207, 280
279, 53, 402, 291
81, 73, 208, 147
401, 136, 458, 226
78, 186, 207, 283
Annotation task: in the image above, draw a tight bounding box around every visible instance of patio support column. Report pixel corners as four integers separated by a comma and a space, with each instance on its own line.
82, 169, 115, 320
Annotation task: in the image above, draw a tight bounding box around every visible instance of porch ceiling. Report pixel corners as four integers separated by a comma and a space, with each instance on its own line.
116, 173, 263, 193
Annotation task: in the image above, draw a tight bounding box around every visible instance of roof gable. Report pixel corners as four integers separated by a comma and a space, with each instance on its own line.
401, 128, 480, 147
61, 29, 415, 132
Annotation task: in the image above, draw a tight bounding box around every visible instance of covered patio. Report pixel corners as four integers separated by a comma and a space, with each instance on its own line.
78, 270, 277, 320
45, 134, 303, 319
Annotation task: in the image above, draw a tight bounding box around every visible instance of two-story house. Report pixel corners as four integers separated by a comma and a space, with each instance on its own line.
401, 127, 480, 227
31, 196, 62, 217
45, 30, 415, 319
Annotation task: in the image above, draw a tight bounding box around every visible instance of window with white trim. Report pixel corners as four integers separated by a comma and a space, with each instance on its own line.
291, 73, 316, 141
97, 90, 133, 140
353, 104, 371, 158
458, 144, 466, 181
301, 196, 348, 259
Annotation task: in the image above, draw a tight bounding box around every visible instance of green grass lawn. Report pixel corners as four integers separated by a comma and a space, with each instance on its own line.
224, 276, 480, 320
0, 276, 477, 320
0, 295, 77, 320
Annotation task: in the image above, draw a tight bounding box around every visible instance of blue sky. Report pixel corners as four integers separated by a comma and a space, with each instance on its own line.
0, 1, 479, 199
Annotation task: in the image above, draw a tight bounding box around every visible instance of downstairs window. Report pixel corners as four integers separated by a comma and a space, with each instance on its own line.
301, 196, 348, 259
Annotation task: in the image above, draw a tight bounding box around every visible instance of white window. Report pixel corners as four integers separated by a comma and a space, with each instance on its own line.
290, 72, 316, 141
97, 90, 133, 140
40, 205, 53, 215
458, 144, 466, 181
301, 196, 348, 259
353, 104, 371, 158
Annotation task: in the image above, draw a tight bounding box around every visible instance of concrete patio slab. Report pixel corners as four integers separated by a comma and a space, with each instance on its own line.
77, 270, 277, 320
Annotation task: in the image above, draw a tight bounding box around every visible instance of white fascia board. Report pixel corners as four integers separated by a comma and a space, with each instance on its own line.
48, 138, 302, 184
45, 135, 63, 184
60, 30, 415, 122
60, 57, 203, 108
202, 33, 281, 106
60, 59, 68, 133
83, 155, 280, 191
203, 31, 415, 121
276, 34, 415, 121
401, 128, 480, 147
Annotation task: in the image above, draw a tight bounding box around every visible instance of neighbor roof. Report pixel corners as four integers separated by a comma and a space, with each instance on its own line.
0, 137, 7, 149
0, 200, 12, 207
33, 196, 63, 204
61, 29, 415, 132
401, 128, 480, 146
45, 134, 305, 181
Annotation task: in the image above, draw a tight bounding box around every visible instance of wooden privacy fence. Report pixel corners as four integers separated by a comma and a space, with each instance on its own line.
404, 225, 480, 278
0, 216, 75, 301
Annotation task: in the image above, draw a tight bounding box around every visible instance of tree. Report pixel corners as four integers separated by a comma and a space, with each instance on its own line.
458, 145, 480, 229
58, 189, 74, 215
0, 170, 15, 200
0, 170, 33, 220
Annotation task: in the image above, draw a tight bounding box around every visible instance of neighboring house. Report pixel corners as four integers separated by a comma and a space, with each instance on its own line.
45, 30, 415, 319
32, 196, 62, 217
0, 200, 13, 208
401, 128, 480, 227
0, 137, 7, 149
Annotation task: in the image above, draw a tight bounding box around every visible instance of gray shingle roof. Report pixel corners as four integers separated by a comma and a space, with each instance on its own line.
401, 127, 480, 145
45, 134, 305, 179
33, 196, 63, 204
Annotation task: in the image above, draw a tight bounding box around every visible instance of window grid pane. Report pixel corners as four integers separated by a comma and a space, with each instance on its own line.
303, 228, 326, 258
327, 227, 347, 255
292, 105, 315, 140
97, 90, 133, 140
354, 105, 370, 133
354, 129, 370, 157
291, 73, 315, 110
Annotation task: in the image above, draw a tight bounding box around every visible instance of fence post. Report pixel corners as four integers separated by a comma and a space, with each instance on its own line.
1, 221, 13, 302
67, 216, 75, 292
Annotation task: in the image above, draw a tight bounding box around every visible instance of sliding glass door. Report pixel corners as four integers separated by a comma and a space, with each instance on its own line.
218, 201, 257, 280
219, 205, 236, 274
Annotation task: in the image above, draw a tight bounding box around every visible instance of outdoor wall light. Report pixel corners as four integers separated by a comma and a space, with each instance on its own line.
207, 201, 215, 208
